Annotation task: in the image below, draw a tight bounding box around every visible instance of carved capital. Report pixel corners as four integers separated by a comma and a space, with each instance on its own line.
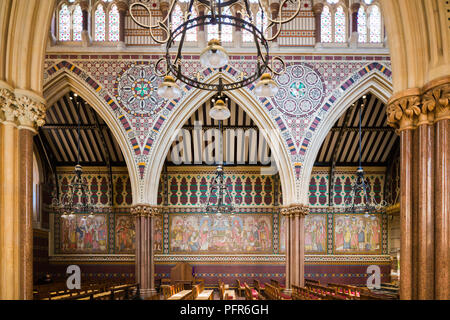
387, 94, 421, 131
15, 95, 46, 130
116, 0, 129, 13
422, 83, 450, 122
350, 3, 360, 13
312, 3, 324, 15
131, 204, 163, 218
159, 1, 170, 15
0, 88, 18, 123
79, 0, 90, 11
280, 203, 309, 217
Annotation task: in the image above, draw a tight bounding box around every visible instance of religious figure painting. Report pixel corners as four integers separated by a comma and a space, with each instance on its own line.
304, 214, 327, 254
115, 215, 135, 253
60, 214, 108, 253
169, 214, 273, 253
334, 214, 381, 254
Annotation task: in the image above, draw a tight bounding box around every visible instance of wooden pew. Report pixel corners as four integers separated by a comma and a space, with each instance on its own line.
236, 279, 245, 298
264, 283, 291, 300
291, 285, 320, 300
192, 282, 214, 300
218, 280, 236, 300
244, 283, 259, 300
253, 279, 265, 294
305, 278, 320, 286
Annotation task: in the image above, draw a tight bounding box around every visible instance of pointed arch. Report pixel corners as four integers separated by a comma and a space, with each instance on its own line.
297, 71, 393, 204
43, 71, 139, 205
143, 73, 295, 206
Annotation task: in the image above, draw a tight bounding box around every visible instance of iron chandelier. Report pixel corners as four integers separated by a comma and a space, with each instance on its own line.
343, 99, 389, 218
52, 94, 94, 221
129, 0, 302, 99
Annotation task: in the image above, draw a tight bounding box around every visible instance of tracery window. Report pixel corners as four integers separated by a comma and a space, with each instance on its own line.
320, 2, 349, 43
207, 7, 233, 42
357, 6, 367, 43
171, 4, 184, 41
320, 6, 332, 43
109, 4, 120, 42
368, 5, 381, 43
356, 3, 382, 43
186, 9, 197, 42
58, 2, 83, 41
334, 6, 346, 42
93, 1, 121, 42
94, 4, 106, 41
242, 8, 268, 42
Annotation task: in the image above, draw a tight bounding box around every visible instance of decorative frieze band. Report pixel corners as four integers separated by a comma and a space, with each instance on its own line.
0, 87, 46, 130
131, 204, 163, 218
387, 78, 450, 131
280, 203, 309, 217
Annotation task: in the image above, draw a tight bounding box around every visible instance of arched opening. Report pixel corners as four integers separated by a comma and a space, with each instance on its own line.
33, 90, 136, 283
303, 90, 400, 288
143, 74, 296, 206
153, 93, 286, 288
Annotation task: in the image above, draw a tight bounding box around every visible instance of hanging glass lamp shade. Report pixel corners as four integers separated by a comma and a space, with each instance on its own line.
254, 73, 279, 97
157, 75, 182, 99
209, 99, 231, 120
200, 39, 229, 69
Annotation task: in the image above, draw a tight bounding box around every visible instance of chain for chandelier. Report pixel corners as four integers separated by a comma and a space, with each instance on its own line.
201, 99, 240, 216
129, 0, 299, 97
52, 93, 94, 221
343, 100, 389, 218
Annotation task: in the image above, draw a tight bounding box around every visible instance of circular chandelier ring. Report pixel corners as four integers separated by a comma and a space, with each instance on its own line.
129, 2, 173, 44
165, 14, 270, 91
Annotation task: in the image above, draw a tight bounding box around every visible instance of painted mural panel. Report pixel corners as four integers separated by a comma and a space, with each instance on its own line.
115, 215, 135, 253
169, 214, 273, 253
60, 214, 108, 253
334, 214, 382, 254
305, 214, 327, 254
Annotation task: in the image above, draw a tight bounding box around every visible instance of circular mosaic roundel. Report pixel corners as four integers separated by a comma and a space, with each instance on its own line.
115, 64, 165, 116
273, 64, 325, 117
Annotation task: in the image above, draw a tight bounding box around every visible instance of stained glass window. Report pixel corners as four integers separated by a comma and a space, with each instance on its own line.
59, 4, 71, 41
94, 5, 106, 41
207, 8, 232, 42
72, 5, 83, 41
321, 6, 332, 43
369, 5, 381, 43
326, 0, 339, 4
172, 5, 183, 41
109, 4, 120, 41
186, 9, 197, 42
334, 6, 346, 43
256, 9, 268, 38
357, 7, 367, 43
364, 0, 374, 4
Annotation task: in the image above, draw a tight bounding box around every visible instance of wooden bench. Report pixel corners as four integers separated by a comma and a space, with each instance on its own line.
264, 283, 291, 300
218, 280, 236, 300
305, 278, 320, 286
244, 283, 259, 300
192, 282, 213, 300
236, 279, 245, 297
253, 279, 265, 294
270, 279, 285, 290
291, 285, 320, 300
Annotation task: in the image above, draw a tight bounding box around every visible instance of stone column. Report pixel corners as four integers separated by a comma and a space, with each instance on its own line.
349, 3, 360, 46
312, 3, 323, 45
79, 0, 92, 46
0, 87, 46, 300
422, 78, 450, 300
132, 204, 162, 299
269, 2, 280, 42
387, 77, 450, 300
281, 204, 308, 291
196, 4, 206, 44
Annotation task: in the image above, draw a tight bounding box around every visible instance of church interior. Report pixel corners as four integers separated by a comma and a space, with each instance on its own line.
0, 0, 448, 301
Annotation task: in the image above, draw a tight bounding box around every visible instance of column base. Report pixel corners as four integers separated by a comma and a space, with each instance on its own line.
140, 288, 157, 300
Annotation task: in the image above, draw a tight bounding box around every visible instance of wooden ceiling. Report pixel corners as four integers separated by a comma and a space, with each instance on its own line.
315, 92, 399, 166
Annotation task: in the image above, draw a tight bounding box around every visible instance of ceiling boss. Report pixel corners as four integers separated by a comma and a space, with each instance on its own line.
129, 0, 302, 99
